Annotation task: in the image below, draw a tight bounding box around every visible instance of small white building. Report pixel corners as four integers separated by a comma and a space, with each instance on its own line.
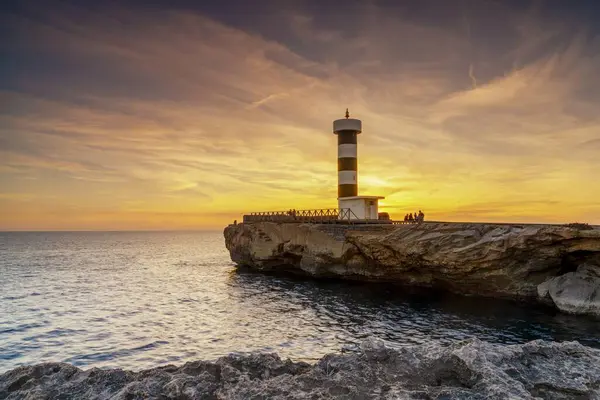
339, 196, 384, 220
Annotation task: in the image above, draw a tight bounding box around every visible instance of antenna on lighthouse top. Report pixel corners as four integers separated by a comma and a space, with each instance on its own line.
345, 108, 350, 119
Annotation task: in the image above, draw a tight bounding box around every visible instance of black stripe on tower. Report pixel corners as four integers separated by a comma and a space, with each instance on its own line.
338, 184, 357, 198
337, 131, 357, 145
338, 158, 357, 170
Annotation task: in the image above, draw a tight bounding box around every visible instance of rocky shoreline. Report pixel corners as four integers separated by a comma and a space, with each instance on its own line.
2, 338, 599, 399
224, 222, 600, 317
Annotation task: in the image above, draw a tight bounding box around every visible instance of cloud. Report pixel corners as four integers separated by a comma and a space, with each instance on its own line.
1, 0, 599, 229
468, 63, 477, 89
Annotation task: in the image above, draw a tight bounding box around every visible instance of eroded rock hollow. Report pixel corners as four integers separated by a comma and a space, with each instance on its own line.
224, 222, 600, 316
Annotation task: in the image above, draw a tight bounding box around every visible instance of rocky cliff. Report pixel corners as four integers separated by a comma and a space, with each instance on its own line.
224, 222, 600, 316
2, 338, 599, 399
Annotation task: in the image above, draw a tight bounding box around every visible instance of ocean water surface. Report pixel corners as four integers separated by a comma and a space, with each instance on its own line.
1, 230, 599, 373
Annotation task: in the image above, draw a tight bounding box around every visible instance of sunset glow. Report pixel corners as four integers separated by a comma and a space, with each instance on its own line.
2, 1, 599, 230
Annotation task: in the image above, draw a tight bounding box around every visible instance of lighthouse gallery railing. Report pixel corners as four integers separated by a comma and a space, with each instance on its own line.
243, 208, 361, 223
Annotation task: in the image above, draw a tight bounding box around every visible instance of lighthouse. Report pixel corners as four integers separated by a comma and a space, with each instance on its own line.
334, 108, 360, 198
333, 109, 384, 220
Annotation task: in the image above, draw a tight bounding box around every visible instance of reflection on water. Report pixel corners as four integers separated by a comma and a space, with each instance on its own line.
229, 269, 600, 352
1, 231, 599, 373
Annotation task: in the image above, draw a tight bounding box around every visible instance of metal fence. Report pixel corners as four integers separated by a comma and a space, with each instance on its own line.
243, 208, 363, 224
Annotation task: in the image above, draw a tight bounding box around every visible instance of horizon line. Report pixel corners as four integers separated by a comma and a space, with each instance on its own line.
1, 220, 598, 233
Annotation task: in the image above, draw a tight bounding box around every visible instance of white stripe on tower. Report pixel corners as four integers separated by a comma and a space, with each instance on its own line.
338, 144, 357, 158
338, 170, 357, 185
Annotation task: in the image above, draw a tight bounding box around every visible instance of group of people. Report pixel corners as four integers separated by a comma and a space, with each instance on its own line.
403, 210, 425, 224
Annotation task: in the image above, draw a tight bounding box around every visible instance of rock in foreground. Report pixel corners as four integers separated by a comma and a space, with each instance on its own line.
2, 339, 600, 399
224, 222, 600, 316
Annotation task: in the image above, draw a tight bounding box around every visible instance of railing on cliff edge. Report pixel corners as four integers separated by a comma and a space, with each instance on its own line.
242, 208, 366, 224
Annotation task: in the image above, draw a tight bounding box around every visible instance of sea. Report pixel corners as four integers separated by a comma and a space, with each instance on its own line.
1, 230, 599, 373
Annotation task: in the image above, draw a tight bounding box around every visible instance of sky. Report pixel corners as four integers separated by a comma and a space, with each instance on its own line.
1, 0, 600, 230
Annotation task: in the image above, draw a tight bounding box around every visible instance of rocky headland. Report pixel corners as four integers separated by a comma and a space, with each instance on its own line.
2, 338, 599, 399
224, 222, 600, 317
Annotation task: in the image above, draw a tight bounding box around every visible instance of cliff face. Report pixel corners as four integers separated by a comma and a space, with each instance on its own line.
3, 338, 600, 399
224, 222, 600, 316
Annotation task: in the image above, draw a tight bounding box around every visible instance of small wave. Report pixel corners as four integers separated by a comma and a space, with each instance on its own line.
64, 341, 170, 366
22, 328, 87, 341
2, 294, 29, 301
0, 322, 46, 335
178, 298, 198, 303
0, 352, 22, 361
50, 310, 80, 317
131, 341, 169, 352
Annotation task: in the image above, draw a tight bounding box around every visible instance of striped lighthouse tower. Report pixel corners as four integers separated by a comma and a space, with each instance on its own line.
333, 109, 361, 198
